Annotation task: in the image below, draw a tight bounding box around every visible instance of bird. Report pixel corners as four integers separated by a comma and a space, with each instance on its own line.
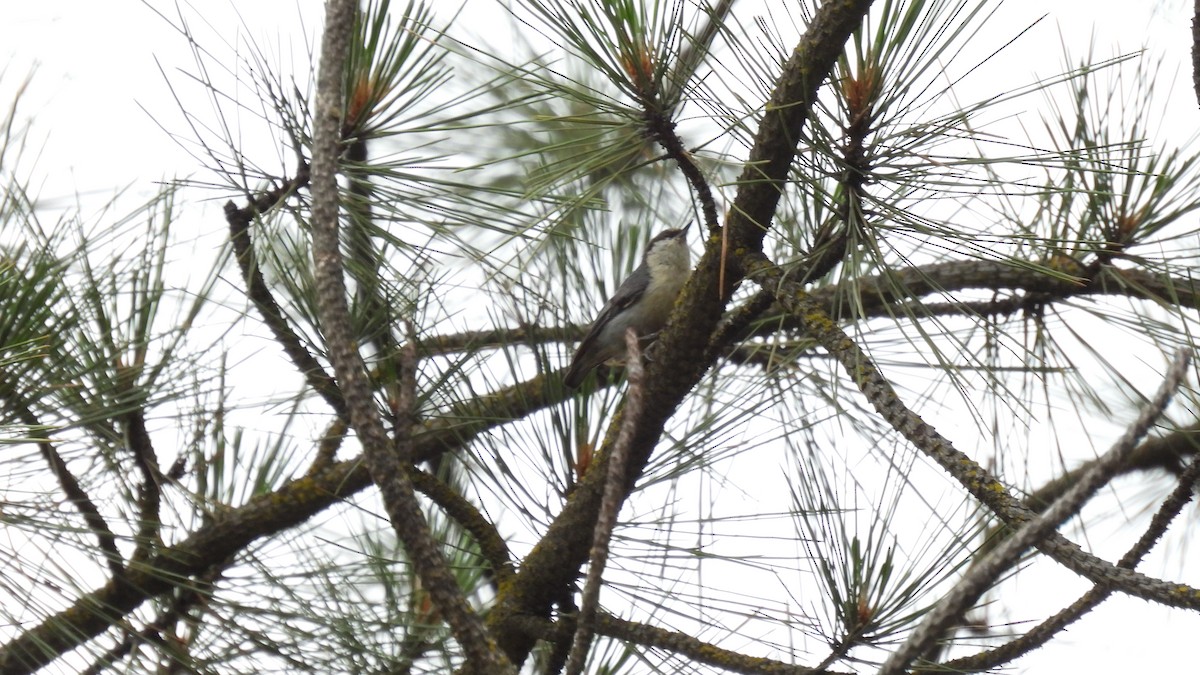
563, 224, 692, 389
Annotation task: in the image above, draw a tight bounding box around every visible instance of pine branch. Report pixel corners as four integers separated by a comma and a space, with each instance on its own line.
307, 0, 511, 665
745, 249, 1200, 613
882, 349, 1190, 675
935, 435, 1200, 673
486, 2, 876, 666
0, 365, 556, 674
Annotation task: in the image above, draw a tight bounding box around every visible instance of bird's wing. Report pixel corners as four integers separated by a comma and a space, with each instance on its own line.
569, 265, 648, 367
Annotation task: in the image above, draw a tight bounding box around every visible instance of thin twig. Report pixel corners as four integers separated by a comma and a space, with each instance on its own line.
934, 423, 1200, 673
1, 390, 124, 577
544, 592, 580, 675
745, 250, 1200, 612
33, 420, 124, 577
394, 320, 419, 462
223, 166, 349, 420
1191, 0, 1200, 109
305, 417, 347, 476
124, 408, 162, 563
643, 109, 720, 234
595, 611, 838, 675
564, 329, 646, 675
881, 349, 1192, 675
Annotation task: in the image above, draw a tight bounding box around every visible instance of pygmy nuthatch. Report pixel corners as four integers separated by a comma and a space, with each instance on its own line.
563, 224, 692, 389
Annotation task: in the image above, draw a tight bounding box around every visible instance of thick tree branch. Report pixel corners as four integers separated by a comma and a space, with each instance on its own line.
486, 1, 876, 666
307, 1, 510, 670
305, 416, 348, 476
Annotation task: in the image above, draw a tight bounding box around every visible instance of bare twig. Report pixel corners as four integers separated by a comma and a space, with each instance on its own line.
223, 166, 349, 420
1193, 0, 1200, 108
124, 408, 162, 563
564, 329, 646, 675
2, 392, 124, 577
881, 349, 1192, 675
746, 250, 1200, 612
643, 107, 720, 234
37, 431, 124, 576
935, 424, 1200, 673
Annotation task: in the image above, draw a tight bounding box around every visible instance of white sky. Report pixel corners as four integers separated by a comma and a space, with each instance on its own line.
2, 0, 1196, 193
3, 1, 1199, 673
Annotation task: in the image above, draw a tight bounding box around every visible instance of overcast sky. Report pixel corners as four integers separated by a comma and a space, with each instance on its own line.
3, 1, 1199, 673
2, 1, 1195, 201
